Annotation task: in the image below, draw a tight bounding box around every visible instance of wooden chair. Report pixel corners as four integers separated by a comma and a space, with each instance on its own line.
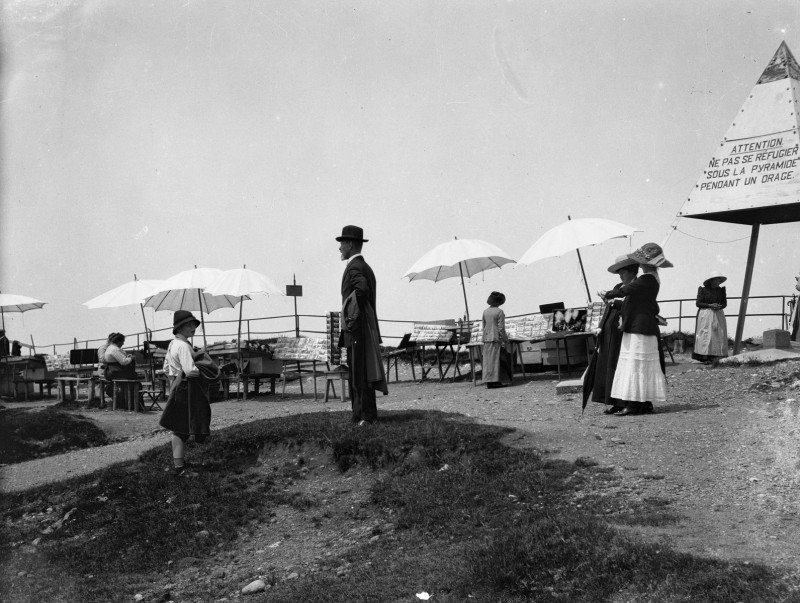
385, 333, 416, 382
324, 367, 349, 402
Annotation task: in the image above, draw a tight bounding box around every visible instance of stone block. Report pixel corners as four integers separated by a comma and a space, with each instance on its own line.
556, 379, 583, 395
763, 329, 791, 349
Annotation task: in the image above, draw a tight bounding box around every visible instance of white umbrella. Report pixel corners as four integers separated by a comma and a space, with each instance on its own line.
0, 292, 47, 330
518, 216, 641, 302
144, 267, 249, 347
205, 266, 284, 385
403, 237, 516, 321
83, 275, 164, 335
205, 266, 282, 345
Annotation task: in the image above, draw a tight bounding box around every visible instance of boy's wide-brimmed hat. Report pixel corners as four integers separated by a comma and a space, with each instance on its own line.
173, 310, 201, 334
607, 254, 639, 274
487, 291, 506, 306
335, 225, 369, 243
628, 242, 673, 268
703, 271, 727, 287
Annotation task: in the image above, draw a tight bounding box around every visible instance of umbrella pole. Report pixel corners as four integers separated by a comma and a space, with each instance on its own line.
237, 297, 244, 399
458, 262, 470, 323
139, 303, 149, 338
575, 248, 592, 304
197, 289, 208, 349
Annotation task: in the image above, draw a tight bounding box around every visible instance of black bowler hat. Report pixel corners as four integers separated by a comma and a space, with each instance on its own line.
336, 225, 369, 243
173, 310, 201, 334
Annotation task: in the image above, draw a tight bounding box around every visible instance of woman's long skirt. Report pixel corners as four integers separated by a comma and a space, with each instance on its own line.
482, 341, 503, 383
692, 308, 728, 362
159, 377, 211, 442
610, 333, 667, 404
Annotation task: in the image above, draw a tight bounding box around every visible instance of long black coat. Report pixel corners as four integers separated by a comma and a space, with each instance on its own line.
591, 284, 625, 405
339, 255, 387, 393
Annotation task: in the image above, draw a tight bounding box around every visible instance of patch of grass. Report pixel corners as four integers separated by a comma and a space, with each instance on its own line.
1, 410, 796, 602
0, 407, 109, 463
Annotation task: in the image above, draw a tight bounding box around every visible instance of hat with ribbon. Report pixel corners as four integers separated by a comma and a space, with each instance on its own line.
335, 225, 369, 243
627, 242, 674, 268
607, 254, 640, 274
172, 310, 201, 334
703, 271, 727, 287
486, 291, 506, 306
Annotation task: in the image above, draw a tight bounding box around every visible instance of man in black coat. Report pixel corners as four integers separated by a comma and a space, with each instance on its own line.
337, 225, 388, 425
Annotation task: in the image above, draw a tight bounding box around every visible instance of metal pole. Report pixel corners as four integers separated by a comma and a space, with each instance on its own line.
293, 275, 300, 338
567, 216, 592, 304
575, 248, 592, 305
458, 262, 470, 323
197, 289, 208, 348
734, 223, 760, 354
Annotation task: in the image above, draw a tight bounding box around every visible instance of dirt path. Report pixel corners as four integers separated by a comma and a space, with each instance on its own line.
4, 355, 800, 574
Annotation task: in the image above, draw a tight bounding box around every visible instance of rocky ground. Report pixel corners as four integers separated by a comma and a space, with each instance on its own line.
4, 352, 800, 599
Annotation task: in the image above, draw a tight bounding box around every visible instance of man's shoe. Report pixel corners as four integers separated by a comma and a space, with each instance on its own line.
357, 420, 369, 427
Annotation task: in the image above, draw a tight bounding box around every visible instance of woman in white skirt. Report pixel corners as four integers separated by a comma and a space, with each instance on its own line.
692, 271, 728, 364
604, 243, 672, 416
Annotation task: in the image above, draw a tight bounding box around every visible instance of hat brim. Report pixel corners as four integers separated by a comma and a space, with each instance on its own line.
627, 253, 673, 268
607, 259, 639, 273
704, 276, 727, 287
173, 317, 201, 334
335, 236, 368, 242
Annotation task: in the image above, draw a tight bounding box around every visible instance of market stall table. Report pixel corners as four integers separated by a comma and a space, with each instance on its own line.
545, 331, 596, 380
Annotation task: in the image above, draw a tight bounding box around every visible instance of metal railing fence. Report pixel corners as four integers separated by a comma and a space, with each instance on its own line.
27, 294, 799, 355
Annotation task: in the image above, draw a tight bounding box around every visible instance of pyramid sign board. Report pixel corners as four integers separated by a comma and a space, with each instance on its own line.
678, 42, 800, 225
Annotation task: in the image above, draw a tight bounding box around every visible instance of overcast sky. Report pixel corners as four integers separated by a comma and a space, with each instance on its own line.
1, 0, 798, 350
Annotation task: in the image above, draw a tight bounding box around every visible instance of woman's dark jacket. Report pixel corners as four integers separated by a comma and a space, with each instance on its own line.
607, 273, 660, 336
695, 286, 727, 309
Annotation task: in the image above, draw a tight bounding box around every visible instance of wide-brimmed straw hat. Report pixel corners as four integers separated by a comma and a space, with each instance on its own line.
172, 310, 201, 334
335, 225, 369, 243
487, 291, 506, 306
628, 242, 673, 268
607, 254, 639, 274
703, 271, 727, 287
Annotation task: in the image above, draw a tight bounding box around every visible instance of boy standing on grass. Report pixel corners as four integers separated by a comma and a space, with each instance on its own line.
159, 311, 211, 476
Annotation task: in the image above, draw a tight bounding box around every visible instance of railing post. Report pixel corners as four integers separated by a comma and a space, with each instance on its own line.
678, 300, 682, 334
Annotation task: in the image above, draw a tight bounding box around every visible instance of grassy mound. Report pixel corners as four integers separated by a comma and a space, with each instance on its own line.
0, 407, 109, 463
1, 410, 794, 602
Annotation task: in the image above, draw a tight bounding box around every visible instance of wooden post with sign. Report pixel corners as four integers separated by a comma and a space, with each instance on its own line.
286, 276, 304, 378
286, 275, 303, 338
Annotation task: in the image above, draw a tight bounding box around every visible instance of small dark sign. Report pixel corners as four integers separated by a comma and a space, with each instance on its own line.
286, 285, 303, 297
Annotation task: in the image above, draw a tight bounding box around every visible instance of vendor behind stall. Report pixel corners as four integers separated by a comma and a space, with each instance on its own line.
0, 330, 10, 357
102, 332, 137, 401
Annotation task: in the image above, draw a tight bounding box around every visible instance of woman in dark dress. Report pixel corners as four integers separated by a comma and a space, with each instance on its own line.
591, 255, 639, 414
692, 271, 729, 363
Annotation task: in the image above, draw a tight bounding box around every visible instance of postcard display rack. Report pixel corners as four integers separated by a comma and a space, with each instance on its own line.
469, 309, 601, 367
326, 311, 345, 366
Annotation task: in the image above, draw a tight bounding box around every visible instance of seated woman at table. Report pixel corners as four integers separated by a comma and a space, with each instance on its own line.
102, 332, 137, 402
482, 291, 511, 389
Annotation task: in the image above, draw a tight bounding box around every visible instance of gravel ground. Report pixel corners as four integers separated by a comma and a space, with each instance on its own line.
4, 353, 800, 576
